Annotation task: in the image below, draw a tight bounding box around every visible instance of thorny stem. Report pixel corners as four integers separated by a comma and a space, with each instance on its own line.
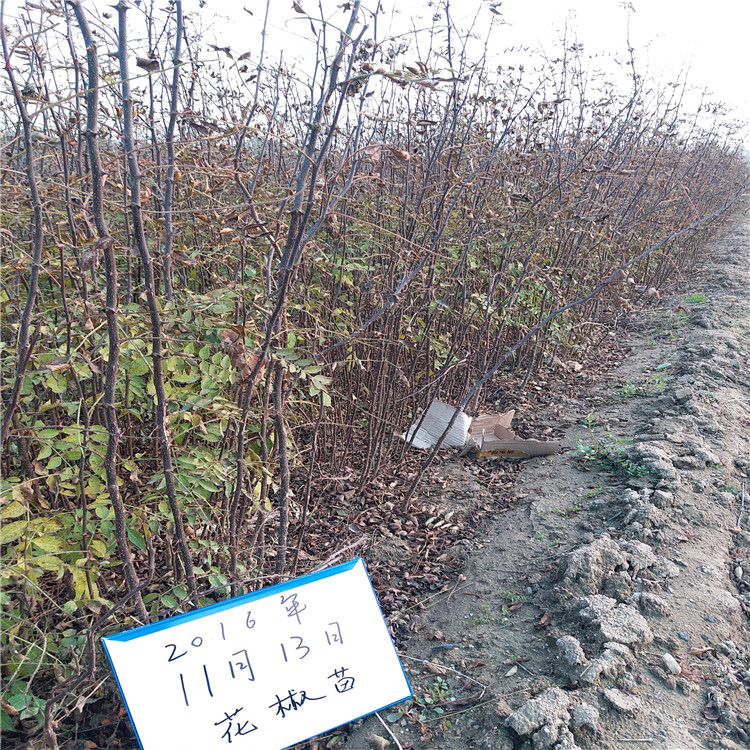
65, 0, 149, 623
161, 0, 182, 300
0, 6, 44, 447
116, 0, 198, 604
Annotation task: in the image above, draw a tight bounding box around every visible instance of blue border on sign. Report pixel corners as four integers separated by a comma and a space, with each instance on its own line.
103, 557, 359, 643
102, 557, 412, 750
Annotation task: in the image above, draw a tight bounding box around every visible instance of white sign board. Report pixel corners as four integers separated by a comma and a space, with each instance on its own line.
103, 558, 411, 750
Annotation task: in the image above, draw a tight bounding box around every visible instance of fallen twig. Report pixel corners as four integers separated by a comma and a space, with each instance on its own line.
375, 712, 405, 750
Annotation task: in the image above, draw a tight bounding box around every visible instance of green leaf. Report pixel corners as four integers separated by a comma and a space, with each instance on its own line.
33, 536, 66, 553
1, 500, 26, 520
0, 519, 27, 544
95, 505, 112, 520
127, 528, 147, 551
160, 594, 178, 608
208, 573, 228, 590
34, 554, 64, 573
1, 707, 17, 732
45, 372, 67, 394
88, 539, 107, 557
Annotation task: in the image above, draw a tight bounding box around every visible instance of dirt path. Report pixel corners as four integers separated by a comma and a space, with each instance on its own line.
340, 205, 750, 750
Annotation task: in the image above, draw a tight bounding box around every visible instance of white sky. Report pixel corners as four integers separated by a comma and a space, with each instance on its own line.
193, 0, 749, 144
3, 0, 749, 145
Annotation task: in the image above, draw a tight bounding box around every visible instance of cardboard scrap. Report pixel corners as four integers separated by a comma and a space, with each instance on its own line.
402, 400, 472, 449
402, 400, 560, 458
463, 408, 561, 458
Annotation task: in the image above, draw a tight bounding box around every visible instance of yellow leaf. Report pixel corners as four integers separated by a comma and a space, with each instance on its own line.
1, 500, 26, 520
34, 554, 64, 573
0, 520, 27, 544
89, 539, 107, 557
72, 568, 97, 600
33, 536, 66, 553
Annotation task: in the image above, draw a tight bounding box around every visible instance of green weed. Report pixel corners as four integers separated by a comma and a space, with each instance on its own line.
573, 438, 647, 478
655, 309, 689, 337
581, 412, 601, 431
615, 372, 668, 398
497, 588, 529, 605
386, 677, 454, 728
550, 503, 583, 518
468, 604, 500, 626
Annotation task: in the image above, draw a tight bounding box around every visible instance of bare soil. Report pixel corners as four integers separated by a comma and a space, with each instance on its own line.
338, 206, 750, 750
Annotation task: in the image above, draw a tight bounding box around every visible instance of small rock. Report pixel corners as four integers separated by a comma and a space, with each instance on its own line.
619, 539, 658, 575
576, 594, 617, 620
627, 443, 679, 488
602, 571, 633, 601
570, 702, 599, 732
580, 643, 632, 686
735, 566, 743, 579
558, 536, 627, 595
504, 688, 571, 737
651, 556, 681, 579
651, 489, 674, 508
557, 635, 587, 667
676, 677, 696, 694
674, 387, 692, 403
617, 672, 638, 691
496, 698, 514, 718
651, 665, 677, 690
532, 722, 561, 749
662, 652, 682, 675
627, 592, 671, 617
602, 687, 641, 714
677, 631, 690, 642
587, 602, 653, 648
